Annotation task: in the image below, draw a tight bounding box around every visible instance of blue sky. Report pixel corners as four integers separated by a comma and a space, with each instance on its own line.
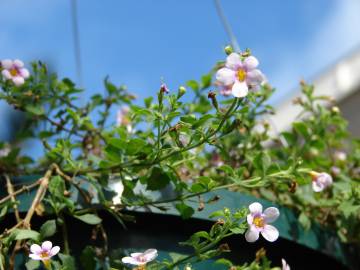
1, 0, 360, 139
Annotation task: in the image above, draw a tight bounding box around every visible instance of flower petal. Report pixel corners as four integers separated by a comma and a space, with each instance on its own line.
122, 256, 143, 265
244, 56, 259, 70
13, 59, 24, 68
130, 252, 142, 257
312, 181, 324, 192
143, 249, 158, 262
246, 213, 254, 225
248, 202, 263, 215
261, 224, 279, 242
13, 76, 24, 86
263, 207, 280, 223
246, 69, 265, 84
41, 241, 52, 251
1, 59, 13, 69
216, 67, 235, 86
225, 53, 242, 69
231, 81, 248, 98
30, 244, 42, 255
50, 246, 60, 256
29, 253, 42, 260
245, 226, 260, 242
2, 69, 12, 79
19, 68, 30, 78
282, 258, 290, 270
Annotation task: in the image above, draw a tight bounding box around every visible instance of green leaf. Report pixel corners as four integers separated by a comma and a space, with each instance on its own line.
14, 229, 40, 241
58, 254, 76, 270
25, 104, 45, 116
186, 80, 199, 91
74, 214, 102, 225
175, 203, 194, 219
230, 226, 246, 234
40, 219, 57, 239
147, 166, 171, 191
293, 122, 309, 138
298, 212, 311, 230
25, 260, 40, 270
80, 246, 97, 270
201, 73, 212, 89
125, 138, 147, 155
49, 176, 65, 199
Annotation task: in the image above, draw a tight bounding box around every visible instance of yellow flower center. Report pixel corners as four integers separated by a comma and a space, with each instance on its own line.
237, 69, 246, 82
40, 251, 50, 258
10, 68, 18, 76
253, 216, 265, 228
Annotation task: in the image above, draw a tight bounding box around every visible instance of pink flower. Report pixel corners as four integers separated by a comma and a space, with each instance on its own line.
122, 249, 158, 266
282, 258, 290, 270
310, 171, 333, 192
216, 53, 265, 98
245, 202, 279, 242
1, 59, 30, 86
29, 241, 60, 261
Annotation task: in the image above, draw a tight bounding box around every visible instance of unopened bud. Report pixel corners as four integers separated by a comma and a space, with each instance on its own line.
224, 45, 233, 55
208, 91, 219, 110
218, 243, 231, 252
177, 86, 186, 99
331, 106, 340, 114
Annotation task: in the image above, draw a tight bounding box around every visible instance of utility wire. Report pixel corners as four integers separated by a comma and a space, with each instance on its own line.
71, 0, 83, 87
214, 0, 241, 52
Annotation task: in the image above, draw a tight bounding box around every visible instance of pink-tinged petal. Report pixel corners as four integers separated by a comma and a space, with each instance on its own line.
312, 181, 324, 192
143, 249, 158, 262
225, 53, 242, 69
247, 213, 254, 225
30, 244, 42, 255
50, 246, 60, 256
13, 59, 24, 68
29, 254, 42, 260
2, 69, 12, 79
261, 224, 279, 242
122, 256, 143, 265
216, 68, 235, 86
244, 56, 259, 70
19, 68, 30, 78
1, 59, 13, 69
41, 241, 52, 251
282, 258, 290, 270
263, 207, 280, 223
130, 252, 143, 257
12, 76, 25, 86
232, 81, 248, 98
219, 86, 232, 96
248, 202, 263, 215
246, 69, 265, 84
245, 226, 260, 242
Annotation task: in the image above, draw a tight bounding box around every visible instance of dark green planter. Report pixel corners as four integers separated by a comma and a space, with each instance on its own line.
1, 176, 358, 269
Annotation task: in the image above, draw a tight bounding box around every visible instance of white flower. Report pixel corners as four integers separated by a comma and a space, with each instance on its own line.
310, 171, 333, 192
333, 150, 346, 161
245, 202, 280, 242
122, 249, 158, 266
0, 144, 11, 157
29, 241, 60, 261
1, 59, 30, 86
282, 258, 290, 270
216, 53, 265, 98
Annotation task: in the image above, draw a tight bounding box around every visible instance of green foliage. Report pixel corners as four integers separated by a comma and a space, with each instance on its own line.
0, 53, 358, 270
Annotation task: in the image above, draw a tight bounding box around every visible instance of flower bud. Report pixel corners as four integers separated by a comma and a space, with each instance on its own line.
224, 45, 233, 55
331, 106, 340, 114
177, 86, 186, 99
208, 91, 219, 110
